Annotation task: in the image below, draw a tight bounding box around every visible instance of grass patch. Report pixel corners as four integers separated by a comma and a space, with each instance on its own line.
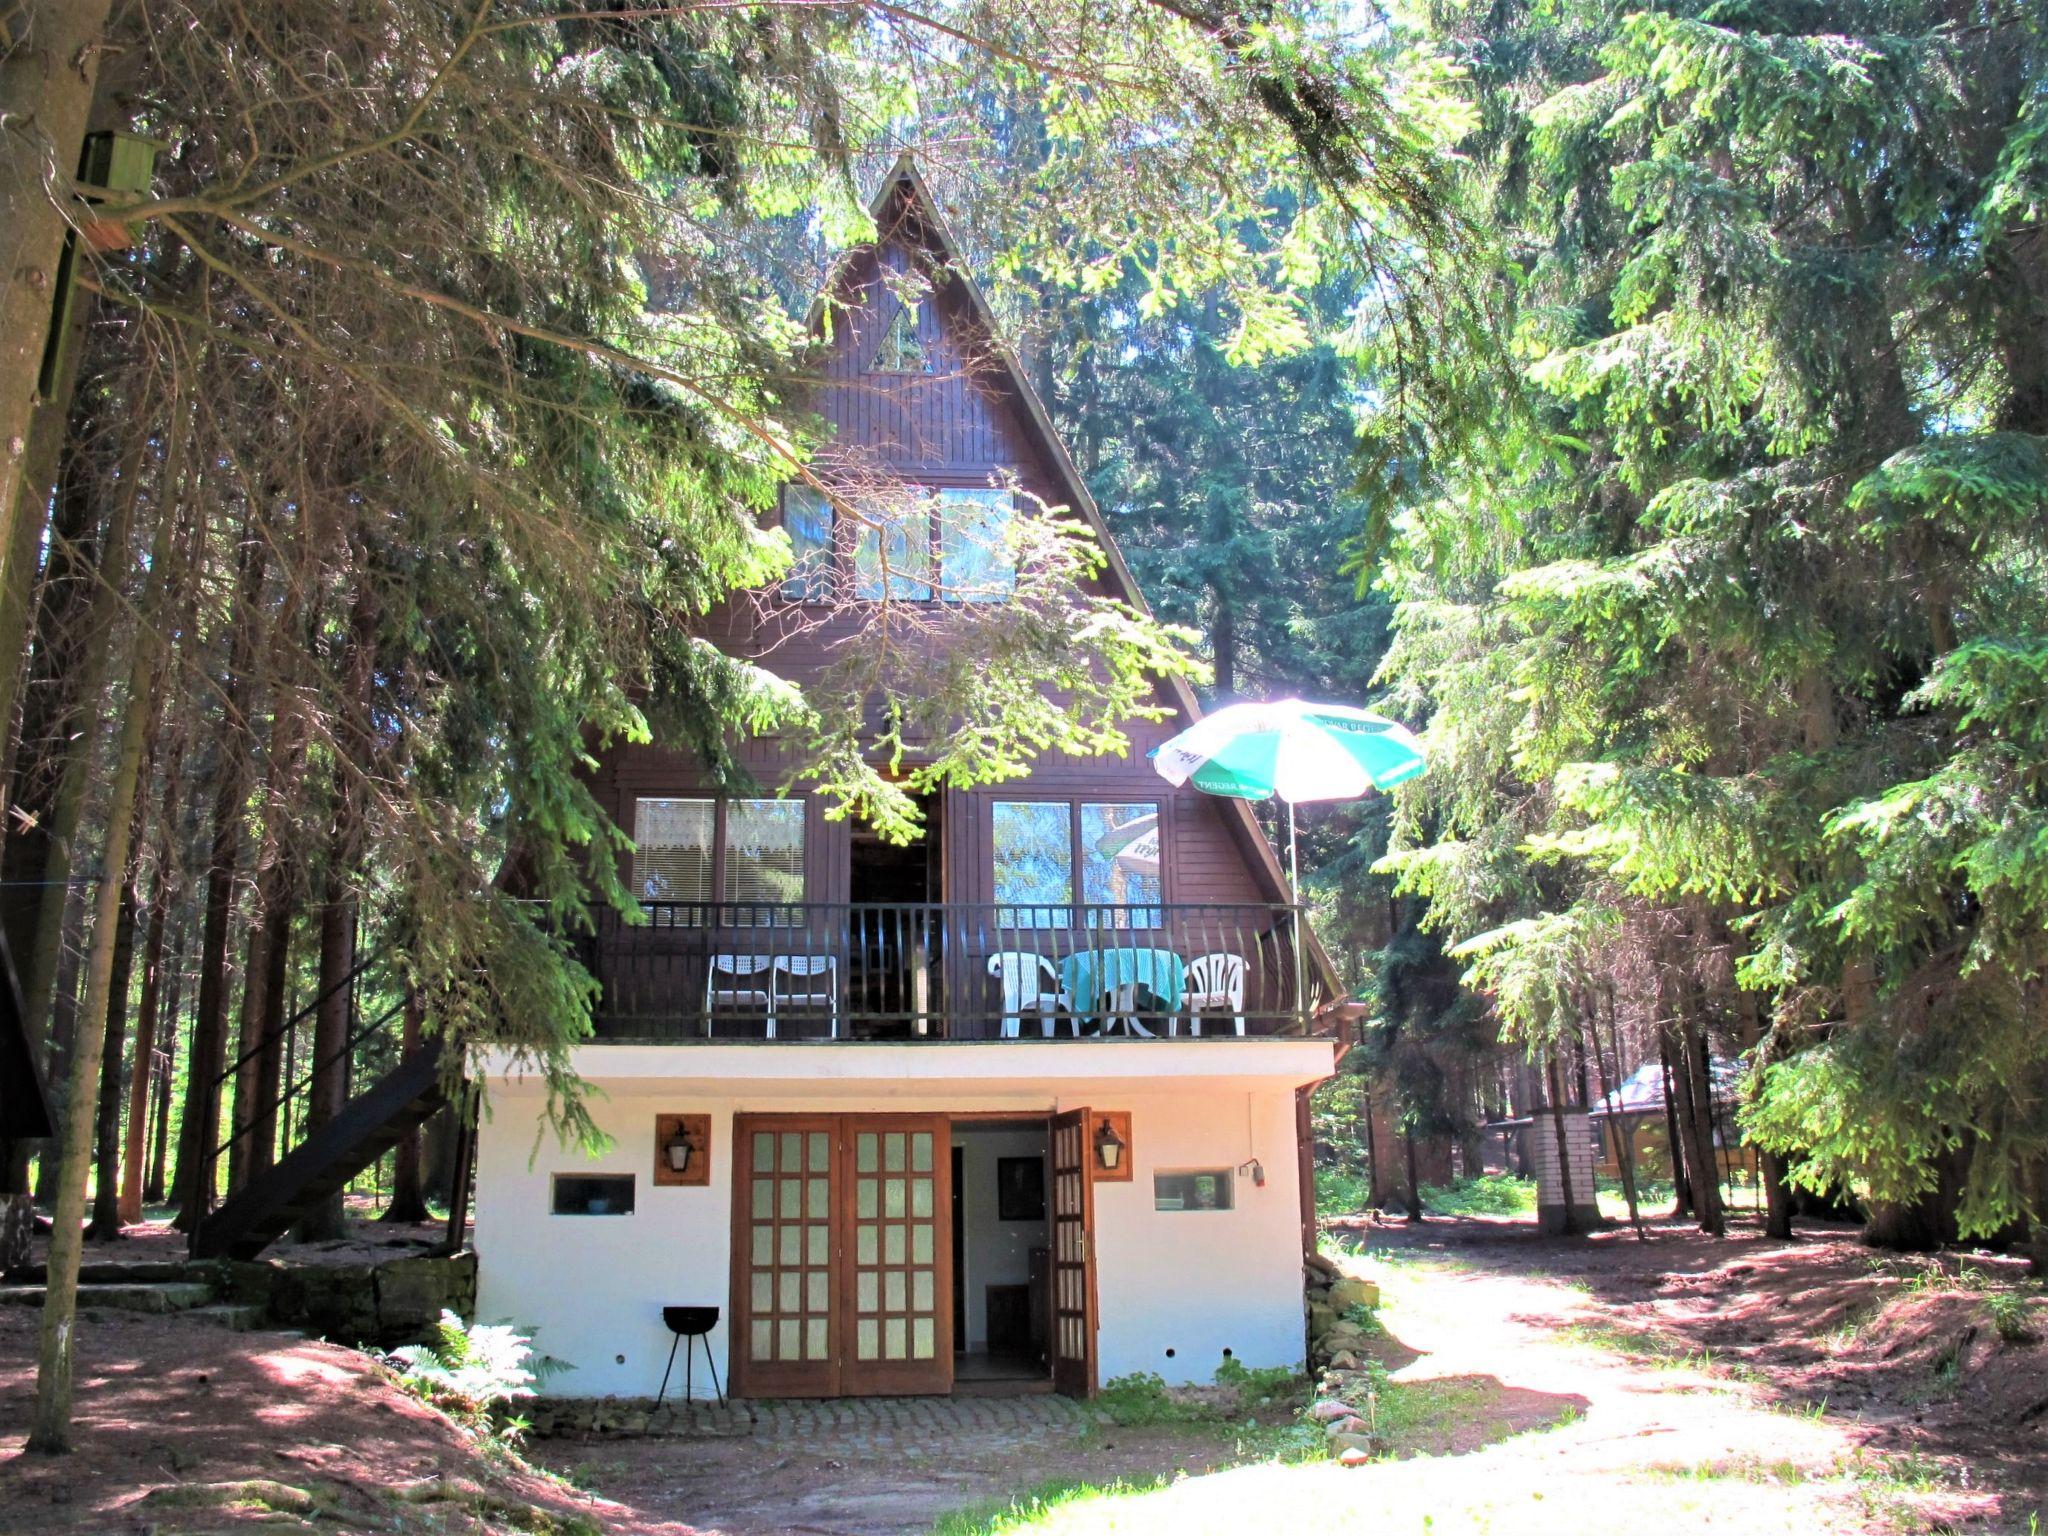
934, 1475, 1174, 1536
1644, 1454, 1814, 1486
1554, 1319, 1674, 1357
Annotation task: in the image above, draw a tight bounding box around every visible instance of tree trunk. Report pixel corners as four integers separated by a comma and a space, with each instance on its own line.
1735, 990, 1795, 1240
31, 888, 86, 1204
2025, 1159, 2048, 1279
381, 993, 431, 1224
1657, 1031, 1693, 1216
1361, 1090, 1385, 1206
13, 427, 145, 1203
225, 850, 296, 1195
1862, 1143, 1964, 1253
1673, 1018, 1726, 1236
172, 528, 263, 1232
118, 749, 183, 1224
143, 941, 181, 1207
27, 640, 153, 1449
422, 1101, 460, 1210
84, 833, 140, 1240
1402, 1121, 1423, 1222
0, 0, 119, 556
249, 864, 296, 1179
295, 861, 355, 1242
1592, 986, 1645, 1240
26, 448, 176, 1450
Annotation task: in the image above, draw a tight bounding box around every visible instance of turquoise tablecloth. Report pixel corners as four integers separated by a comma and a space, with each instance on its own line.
1059, 947, 1186, 1023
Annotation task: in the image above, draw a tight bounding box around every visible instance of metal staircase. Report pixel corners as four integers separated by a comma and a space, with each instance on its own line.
189, 944, 466, 1262
191, 1046, 453, 1260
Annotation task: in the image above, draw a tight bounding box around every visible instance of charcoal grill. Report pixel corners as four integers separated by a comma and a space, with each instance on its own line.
656, 1305, 725, 1408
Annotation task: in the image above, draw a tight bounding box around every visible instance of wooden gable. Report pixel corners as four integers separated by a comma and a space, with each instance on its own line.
591, 160, 1338, 998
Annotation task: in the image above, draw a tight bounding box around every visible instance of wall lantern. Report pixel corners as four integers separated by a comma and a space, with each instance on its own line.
664, 1124, 696, 1175
654, 1113, 710, 1187
1094, 1117, 1125, 1172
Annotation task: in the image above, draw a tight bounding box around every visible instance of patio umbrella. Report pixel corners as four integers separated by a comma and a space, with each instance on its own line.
1149, 699, 1426, 1010
1150, 699, 1426, 888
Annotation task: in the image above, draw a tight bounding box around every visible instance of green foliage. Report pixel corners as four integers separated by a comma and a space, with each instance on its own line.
1985, 1291, 2035, 1345
1418, 1174, 1538, 1217
1316, 1166, 1373, 1217
1374, 0, 2048, 1242
1211, 1358, 1303, 1400
934, 1476, 1173, 1536
387, 1311, 559, 1437
1093, 1372, 1212, 1427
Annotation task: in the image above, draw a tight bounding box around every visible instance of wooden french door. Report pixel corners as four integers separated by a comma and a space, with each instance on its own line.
731, 1115, 841, 1398
731, 1113, 953, 1398
1049, 1109, 1098, 1397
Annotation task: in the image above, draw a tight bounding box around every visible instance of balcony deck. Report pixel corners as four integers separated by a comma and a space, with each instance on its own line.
581, 901, 1321, 1042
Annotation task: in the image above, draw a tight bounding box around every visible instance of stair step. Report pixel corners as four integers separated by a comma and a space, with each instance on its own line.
184, 1303, 267, 1331
0, 1281, 217, 1313
3, 1259, 219, 1287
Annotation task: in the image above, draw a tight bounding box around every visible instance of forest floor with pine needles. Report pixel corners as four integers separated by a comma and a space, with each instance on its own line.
3, 1213, 2041, 1534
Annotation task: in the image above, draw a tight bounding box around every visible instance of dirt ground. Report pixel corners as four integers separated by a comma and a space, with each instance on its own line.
1352, 1213, 2048, 1485
3, 1211, 2042, 1535
0, 1306, 667, 1534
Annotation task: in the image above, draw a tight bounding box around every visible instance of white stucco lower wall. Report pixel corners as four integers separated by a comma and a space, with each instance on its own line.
471, 1042, 1328, 1399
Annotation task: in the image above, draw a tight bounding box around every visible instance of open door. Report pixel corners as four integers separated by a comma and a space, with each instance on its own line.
1049, 1108, 1098, 1397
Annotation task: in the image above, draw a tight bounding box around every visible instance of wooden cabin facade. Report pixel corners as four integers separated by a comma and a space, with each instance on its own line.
473, 163, 1342, 1405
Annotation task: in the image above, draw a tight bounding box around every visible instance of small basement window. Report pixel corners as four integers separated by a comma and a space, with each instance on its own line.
551, 1173, 635, 1216
1153, 1170, 1234, 1212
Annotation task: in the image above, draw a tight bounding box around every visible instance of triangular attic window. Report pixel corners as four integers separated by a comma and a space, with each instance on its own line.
872, 303, 925, 373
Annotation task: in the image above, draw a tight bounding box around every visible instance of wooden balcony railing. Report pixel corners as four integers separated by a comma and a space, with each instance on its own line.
580, 901, 1320, 1041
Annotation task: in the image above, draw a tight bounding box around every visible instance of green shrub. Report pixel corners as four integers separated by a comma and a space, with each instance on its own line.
1418, 1174, 1537, 1216
1095, 1372, 1207, 1426
1315, 1167, 1372, 1217
1213, 1358, 1301, 1398
1986, 1291, 2035, 1344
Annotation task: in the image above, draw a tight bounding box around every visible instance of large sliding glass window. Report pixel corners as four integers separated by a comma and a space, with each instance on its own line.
633, 796, 805, 924
991, 799, 1161, 927
853, 498, 934, 601
992, 802, 1072, 928
1080, 802, 1162, 925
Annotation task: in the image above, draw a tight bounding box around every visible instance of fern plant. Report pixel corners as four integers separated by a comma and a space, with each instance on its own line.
389, 1310, 552, 1431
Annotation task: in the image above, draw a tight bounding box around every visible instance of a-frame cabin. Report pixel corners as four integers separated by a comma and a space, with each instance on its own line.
473, 161, 1343, 1402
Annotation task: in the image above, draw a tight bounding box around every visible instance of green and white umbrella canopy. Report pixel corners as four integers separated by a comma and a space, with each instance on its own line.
1150, 700, 1425, 1015
1149, 699, 1426, 805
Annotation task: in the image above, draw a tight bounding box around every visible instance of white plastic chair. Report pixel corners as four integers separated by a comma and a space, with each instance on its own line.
1175, 952, 1248, 1036
773, 954, 840, 1039
987, 952, 1070, 1038
705, 954, 774, 1037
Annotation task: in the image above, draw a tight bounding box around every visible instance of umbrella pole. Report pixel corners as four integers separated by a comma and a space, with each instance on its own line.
1288, 800, 1307, 1022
